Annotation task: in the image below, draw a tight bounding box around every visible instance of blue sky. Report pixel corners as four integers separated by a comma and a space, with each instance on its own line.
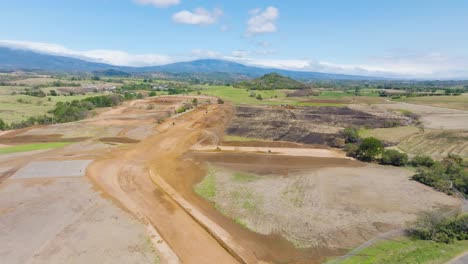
1, 0, 468, 78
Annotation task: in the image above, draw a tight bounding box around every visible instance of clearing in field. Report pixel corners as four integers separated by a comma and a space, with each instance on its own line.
396, 95, 468, 111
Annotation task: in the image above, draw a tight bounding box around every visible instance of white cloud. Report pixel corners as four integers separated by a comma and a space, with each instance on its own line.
191, 49, 222, 58
133, 0, 180, 8
246, 6, 279, 36
1, 40, 468, 79
172, 8, 223, 25
0, 40, 173, 67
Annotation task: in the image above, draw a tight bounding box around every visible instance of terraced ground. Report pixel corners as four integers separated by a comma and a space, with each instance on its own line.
397, 130, 468, 159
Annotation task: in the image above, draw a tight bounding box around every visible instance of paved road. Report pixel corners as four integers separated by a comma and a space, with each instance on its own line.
447, 252, 468, 264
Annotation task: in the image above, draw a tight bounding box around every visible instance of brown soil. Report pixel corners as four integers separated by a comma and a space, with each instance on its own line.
86, 102, 353, 263
186, 152, 361, 176
220, 140, 329, 149
99, 137, 141, 144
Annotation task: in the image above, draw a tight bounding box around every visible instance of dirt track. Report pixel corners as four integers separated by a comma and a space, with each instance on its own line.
87, 104, 242, 263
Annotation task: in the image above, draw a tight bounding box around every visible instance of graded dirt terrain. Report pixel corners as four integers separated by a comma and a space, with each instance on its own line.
0, 95, 464, 264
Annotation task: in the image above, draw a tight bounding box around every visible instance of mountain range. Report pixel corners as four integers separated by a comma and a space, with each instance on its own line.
0, 47, 378, 80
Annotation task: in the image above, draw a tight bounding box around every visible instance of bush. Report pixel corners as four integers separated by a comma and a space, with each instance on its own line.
256, 94, 263, 100
344, 143, 359, 157
408, 211, 468, 243
148, 91, 157, 97
343, 127, 360, 143
412, 155, 467, 196
356, 137, 384, 161
217, 98, 224, 104
0, 118, 7, 130
411, 155, 435, 167
380, 149, 408, 166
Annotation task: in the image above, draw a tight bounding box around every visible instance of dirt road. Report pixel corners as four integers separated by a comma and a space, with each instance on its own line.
88, 104, 245, 263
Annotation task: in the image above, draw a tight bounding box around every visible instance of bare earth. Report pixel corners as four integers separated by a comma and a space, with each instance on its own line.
0, 96, 464, 264
204, 163, 459, 250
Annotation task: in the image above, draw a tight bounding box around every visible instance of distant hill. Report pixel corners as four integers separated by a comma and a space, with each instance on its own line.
92, 69, 131, 77
235, 73, 309, 90
0, 47, 379, 80
0, 47, 118, 72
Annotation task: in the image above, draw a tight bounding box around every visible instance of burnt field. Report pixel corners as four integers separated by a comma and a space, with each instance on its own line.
226, 105, 408, 145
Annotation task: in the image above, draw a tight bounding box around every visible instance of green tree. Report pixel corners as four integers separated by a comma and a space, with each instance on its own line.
256, 94, 263, 100
49, 90, 58, 96
356, 137, 384, 161
149, 91, 157, 97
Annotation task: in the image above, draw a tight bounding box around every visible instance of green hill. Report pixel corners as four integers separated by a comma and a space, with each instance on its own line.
234, 73, 309, 90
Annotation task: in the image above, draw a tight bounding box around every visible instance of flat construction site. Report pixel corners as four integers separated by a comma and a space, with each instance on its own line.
0, 96, 463, 264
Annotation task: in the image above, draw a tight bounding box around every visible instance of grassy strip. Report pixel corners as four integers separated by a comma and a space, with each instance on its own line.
194, 169, 217, 201
0, 142, 72, 154
337, 238, 468, 264
223, 135, 263, 142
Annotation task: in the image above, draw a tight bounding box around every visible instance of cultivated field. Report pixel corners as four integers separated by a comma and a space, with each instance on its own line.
398, 130, 468, 159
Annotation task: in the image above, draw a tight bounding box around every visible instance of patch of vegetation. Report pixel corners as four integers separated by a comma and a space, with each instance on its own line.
380, 149, 409, 166
235, 73, 308, 90
408, 211, 468, 243
0, 142, 72, 155
355, 137, 385, 162
337, 238, 468, 264
412, 154, 467, 196
231, 172, 259, 182
195, 169, 217, 201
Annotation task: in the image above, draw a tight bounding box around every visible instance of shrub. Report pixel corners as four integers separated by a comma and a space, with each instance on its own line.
344, 143, 359, 157
149, 91, 157, 97
217, 98, 224, 104
256, 94, 263, 100
411, 155, 435, 167
380, 149, 408, 166
0, 118, 7, 130
408, 211, 468, 243
412, 155, 467, 197
343, 127, 360, 143
356, 137, 384, 161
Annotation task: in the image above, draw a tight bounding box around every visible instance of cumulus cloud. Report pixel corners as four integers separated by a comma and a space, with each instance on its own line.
133, 0, 180, 8
246, 7, 279, 36
0, 40, 173, 67
172, 8, 223, 25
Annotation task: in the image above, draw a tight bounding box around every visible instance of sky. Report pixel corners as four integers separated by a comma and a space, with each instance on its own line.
0, 0, 468, 79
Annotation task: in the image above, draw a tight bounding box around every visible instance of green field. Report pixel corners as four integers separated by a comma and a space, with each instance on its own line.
0, 142, 72, 155
192, 86, 386, 106
336, 238, 468, 264
396, 95, 468, 110
0, 93, 106, 123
